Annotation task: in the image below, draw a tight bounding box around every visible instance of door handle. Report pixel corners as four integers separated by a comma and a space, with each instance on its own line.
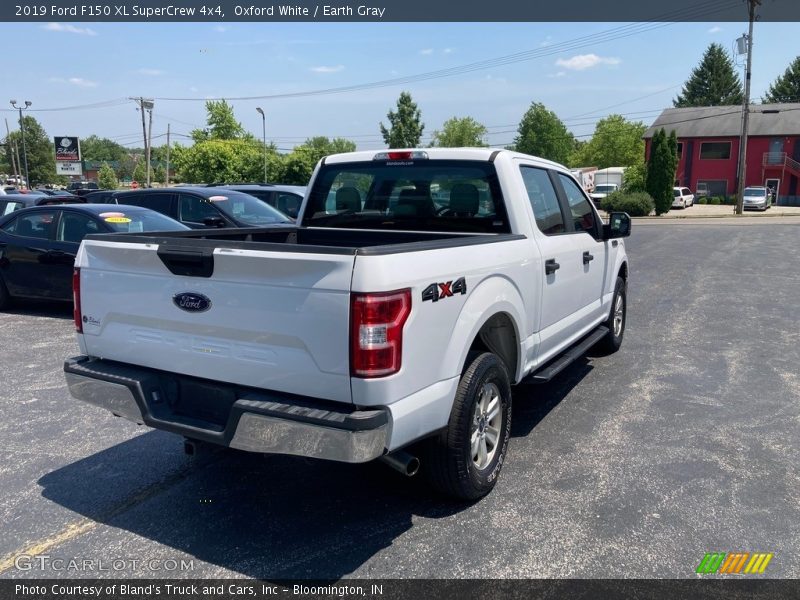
545, 258, 560, 275
583, 251, 594, 264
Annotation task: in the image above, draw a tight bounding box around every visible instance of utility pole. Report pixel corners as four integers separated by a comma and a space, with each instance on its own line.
256, 107, 267, 182
136, 98, 148, 184
10, 100, 31, 188
146, 105, 153, 187
735, 0, 760, 215
165, 123, 171, 186
4, 118, 19, 183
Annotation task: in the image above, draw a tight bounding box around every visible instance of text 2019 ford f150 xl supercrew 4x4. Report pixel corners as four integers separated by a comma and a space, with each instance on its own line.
64, 148, 630, 499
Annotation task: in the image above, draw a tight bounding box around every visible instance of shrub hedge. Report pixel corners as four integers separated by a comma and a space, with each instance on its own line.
601, 191, 656, 217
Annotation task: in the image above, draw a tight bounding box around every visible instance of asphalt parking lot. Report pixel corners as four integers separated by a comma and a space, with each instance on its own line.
1, 221, 798, 579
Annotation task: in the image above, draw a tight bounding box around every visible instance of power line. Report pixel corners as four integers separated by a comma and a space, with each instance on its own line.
153, 0, 739, 103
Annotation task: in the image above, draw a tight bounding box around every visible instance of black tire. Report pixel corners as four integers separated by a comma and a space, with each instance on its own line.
424, 352, 512, 500
0, 276, 9, 311
596, 276, 627, 354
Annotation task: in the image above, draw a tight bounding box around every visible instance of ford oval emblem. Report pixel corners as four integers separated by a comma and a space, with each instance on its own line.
173, 292, 212, 313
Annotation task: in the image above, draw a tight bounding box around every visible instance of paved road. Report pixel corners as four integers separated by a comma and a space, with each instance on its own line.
1, 223, 798, 579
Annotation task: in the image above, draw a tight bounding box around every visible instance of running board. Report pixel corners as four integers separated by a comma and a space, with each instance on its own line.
523, 326, 609, 384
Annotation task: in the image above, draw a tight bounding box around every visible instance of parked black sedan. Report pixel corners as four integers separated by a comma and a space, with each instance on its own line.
0, 204, 188, 307
0, 193, 84, 217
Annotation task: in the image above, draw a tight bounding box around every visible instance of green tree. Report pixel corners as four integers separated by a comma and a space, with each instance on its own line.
191, 99, 246, 142
132, 160, 146, 184
4, 116, 58, 186
674, 43, 743, 107
115, 154, 137, 180
80, 135, 129, 163
763, 55, 800, 103
172, 139, 283, 184
97, 161, 118, 189
622, 161, 647, 193
646, 129, 674, 215
667, 130, 679, 181
282, 137, 357, 185
380, 92, 425, 148
570, 114, 647, 169
513, 102, 573, 164
430, 116, 488, 147
153, 164, 167, 185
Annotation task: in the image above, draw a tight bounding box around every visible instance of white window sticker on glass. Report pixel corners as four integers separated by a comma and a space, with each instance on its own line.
129, 221, 143, 233
233, 201, 245, 216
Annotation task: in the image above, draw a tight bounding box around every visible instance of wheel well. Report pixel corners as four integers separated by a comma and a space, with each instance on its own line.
467, 313, 518, 382
619, 262, 628, 281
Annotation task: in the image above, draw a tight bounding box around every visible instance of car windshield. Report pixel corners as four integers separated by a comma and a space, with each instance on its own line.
596, 185, 615, 193
302, 160, 509, 233
673, 189, 681, 197
204, 190, 290, 225
96, 209, 189, 233
744, 188, 766, 197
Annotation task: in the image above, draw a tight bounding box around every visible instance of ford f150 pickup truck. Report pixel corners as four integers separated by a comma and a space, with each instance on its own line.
64, 148, 630, 500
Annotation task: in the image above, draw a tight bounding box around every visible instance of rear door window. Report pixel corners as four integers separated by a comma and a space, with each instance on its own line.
120, 192, 173, 216
1, 211, 57, 239
57, 211, 101, 243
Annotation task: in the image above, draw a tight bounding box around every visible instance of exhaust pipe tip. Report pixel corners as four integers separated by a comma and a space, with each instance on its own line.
379, 451, 420, 477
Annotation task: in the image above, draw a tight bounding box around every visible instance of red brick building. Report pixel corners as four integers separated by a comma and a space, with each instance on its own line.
644, 103, 800, 205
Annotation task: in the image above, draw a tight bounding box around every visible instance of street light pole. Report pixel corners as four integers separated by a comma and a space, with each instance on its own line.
735, 0, 760, 215
256, 107, 267, 182
10, 100, 31, 188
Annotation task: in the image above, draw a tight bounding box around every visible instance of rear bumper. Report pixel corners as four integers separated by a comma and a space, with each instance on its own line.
64, 356, 388, 463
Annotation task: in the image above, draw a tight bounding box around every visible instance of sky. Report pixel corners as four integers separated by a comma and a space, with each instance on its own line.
0, 21, 798, 151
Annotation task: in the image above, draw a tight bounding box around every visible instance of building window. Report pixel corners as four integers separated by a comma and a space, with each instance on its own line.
676, 142, 683, 160
699, 142, 731, 160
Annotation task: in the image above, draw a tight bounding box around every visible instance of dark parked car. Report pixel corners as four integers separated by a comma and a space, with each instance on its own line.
113, 187, 291, 229
210, 184, 306, 219
0, 204, 188, 307
83, 190, 119, 203
35, 189, 77, 198
0, 194, 84, 216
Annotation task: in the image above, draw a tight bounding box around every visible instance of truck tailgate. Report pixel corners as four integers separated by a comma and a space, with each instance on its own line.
76, 239, 355, 403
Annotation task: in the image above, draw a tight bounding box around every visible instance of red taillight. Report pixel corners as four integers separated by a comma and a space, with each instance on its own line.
387, 151, 412, 160
350, 289, 411, 378
72, 268, 82, 333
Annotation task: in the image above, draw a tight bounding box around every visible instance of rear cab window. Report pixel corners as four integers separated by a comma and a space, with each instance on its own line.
302, 159, 509, 233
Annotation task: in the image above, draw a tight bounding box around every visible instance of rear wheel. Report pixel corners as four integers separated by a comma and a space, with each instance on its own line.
424, 352, 512, 500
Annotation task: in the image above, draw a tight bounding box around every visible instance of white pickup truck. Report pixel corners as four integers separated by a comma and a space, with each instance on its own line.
64, 148, 630, 500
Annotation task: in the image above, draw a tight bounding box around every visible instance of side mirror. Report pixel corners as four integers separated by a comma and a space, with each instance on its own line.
202, 216, 227, 228
603, 211, 631, 239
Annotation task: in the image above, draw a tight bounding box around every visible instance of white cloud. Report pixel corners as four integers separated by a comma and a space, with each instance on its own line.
419, 48, 434, 55
42, 22, 97, 36
443, 48, 454, 54
137, 68, 164, 76
708, 26, 722, 33
49, 76, 98, 87
214, 25, 229, 33
555, 54, 621, 71
310, 65, 344, 73
540, 36, 553, 47
189, 86, 199, 92
547, 71, 567, 78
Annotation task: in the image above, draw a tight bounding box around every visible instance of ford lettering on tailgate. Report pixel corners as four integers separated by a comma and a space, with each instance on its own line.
173, 292, 212, 313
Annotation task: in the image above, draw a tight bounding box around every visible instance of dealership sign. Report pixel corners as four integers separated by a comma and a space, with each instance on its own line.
54, 136, 80, 161
54, 136, 82, 175
56, 161, 83, 175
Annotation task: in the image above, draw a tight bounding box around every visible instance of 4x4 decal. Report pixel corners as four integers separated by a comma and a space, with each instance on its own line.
422, 277, 467, 302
